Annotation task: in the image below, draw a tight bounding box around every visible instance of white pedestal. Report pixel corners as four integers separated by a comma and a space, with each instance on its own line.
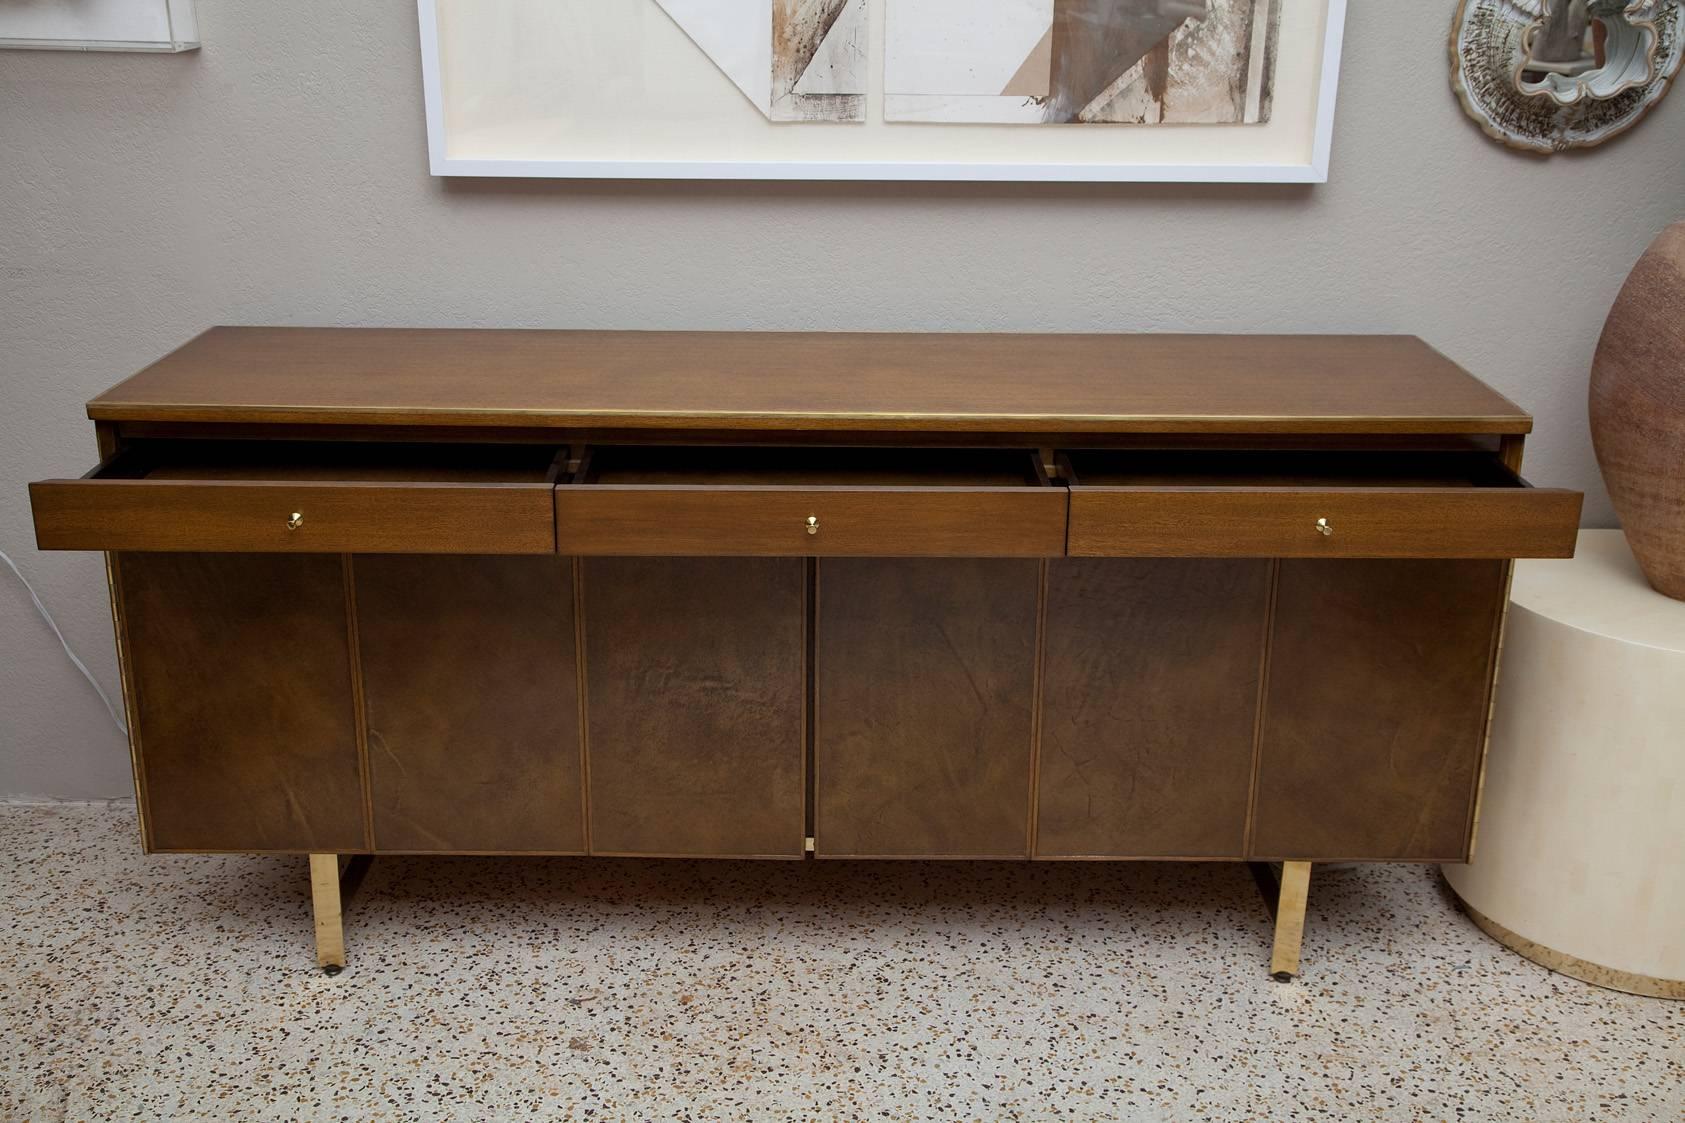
1443, 530, 1685, 998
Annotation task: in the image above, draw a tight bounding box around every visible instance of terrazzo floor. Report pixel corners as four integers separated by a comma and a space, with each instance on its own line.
1, 803, 1680, 1122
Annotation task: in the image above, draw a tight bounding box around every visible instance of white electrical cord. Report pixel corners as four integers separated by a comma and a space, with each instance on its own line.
0, 548, 128, 737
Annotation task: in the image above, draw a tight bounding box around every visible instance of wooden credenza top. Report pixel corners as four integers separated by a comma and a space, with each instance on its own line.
88, 328, 1533, 435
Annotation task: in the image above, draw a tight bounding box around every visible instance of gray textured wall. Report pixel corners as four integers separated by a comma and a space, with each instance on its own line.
2, 4, 1682, 799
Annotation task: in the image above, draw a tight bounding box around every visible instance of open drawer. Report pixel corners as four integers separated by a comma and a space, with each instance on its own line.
30, 440, 566, 554
1062, 450, 1582, 559
556, 446, 1067, 556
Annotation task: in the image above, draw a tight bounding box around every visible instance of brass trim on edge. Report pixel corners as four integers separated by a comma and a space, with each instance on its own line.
1448, 879, 1685, 1001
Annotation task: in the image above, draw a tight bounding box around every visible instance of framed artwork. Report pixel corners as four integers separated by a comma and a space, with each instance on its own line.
418, 0, 1347, 182
0, 0, 197, 52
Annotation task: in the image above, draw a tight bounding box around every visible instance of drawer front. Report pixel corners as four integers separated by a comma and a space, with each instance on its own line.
1067, 487, 1582, 559
31, 480, 556, 554
555, 487, 1067, 556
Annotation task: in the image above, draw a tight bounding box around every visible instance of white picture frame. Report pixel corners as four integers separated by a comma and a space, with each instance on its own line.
417, 0, 1347, 183
0, 0, 198, 52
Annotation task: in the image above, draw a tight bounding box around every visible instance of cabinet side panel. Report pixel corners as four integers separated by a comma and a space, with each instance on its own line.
1252, 559, 1505, 861
815, 559, 1038, 858
583, 557, 806, 857
354, 555, 584, 853
1036, 559, 1269, 858
118, 552, 364, 852
104, 553, 151, 850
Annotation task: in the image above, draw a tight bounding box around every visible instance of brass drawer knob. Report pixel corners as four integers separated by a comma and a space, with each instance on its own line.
806, 515, 819, 536
1315, 517, 1333, 537
286, 511, 304, 531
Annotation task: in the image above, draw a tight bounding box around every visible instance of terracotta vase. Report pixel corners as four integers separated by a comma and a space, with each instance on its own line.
1590, 222, 1685, 600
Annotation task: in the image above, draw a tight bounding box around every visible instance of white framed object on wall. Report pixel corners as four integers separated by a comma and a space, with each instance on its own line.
418, 0, 1348, 182
0, 0, 198, 52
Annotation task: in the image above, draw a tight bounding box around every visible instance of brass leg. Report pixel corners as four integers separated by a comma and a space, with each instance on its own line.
309, 853, 346, 975
1270, 860, 1312, 982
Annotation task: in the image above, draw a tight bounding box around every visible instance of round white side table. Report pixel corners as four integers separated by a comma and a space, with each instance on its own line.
1443, 530, 1685, 999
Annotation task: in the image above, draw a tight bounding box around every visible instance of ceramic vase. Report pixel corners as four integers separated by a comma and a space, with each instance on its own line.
1590, 221, 1685, 600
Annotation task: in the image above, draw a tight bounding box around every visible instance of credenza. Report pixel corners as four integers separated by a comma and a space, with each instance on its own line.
28, 328, 1583, 979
